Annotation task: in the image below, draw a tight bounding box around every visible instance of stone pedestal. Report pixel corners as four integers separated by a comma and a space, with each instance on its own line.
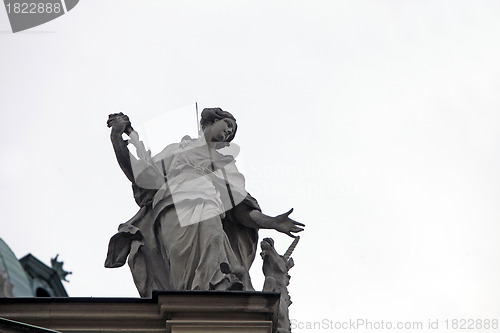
159, 292, 275, 333
167, 320, 271, 333
0, 291, 279, 333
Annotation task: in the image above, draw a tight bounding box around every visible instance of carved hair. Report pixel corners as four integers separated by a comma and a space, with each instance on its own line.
200, 108, 238, 143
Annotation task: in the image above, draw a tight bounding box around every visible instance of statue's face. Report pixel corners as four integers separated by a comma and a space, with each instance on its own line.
209, 118, 236, 142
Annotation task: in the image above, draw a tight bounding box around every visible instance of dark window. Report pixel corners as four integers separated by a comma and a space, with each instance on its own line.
36, 288, 50, 297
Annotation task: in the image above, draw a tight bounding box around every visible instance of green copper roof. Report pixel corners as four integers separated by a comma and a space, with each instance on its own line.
0, 238, 34, 297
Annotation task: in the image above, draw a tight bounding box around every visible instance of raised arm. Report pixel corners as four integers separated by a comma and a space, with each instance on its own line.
107, 113, 166, 191
107, 113, 136, 183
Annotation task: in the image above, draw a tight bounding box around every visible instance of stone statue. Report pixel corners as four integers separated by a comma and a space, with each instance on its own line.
0, 270, 14, 297
261, 237, 299, 333
104, 109, 304, 297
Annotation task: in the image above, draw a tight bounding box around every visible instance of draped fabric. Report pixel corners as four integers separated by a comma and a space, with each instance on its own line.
105, 137, 260, 297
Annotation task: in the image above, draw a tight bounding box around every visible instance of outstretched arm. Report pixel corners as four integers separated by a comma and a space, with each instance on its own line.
232, 204, 304, 238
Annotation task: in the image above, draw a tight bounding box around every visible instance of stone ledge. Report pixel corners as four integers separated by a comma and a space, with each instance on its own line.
0, 291, 280, 333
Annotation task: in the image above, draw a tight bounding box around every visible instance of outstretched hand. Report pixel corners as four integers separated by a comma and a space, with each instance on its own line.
269, 208, 304, 238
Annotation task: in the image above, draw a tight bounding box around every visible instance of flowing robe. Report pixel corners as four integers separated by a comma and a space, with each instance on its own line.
105, 138, 259, 297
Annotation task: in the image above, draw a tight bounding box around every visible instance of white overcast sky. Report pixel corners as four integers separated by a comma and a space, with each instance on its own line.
1, 1, 500, 332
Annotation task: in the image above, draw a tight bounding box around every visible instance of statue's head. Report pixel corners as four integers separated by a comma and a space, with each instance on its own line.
200, 108, 237, 144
